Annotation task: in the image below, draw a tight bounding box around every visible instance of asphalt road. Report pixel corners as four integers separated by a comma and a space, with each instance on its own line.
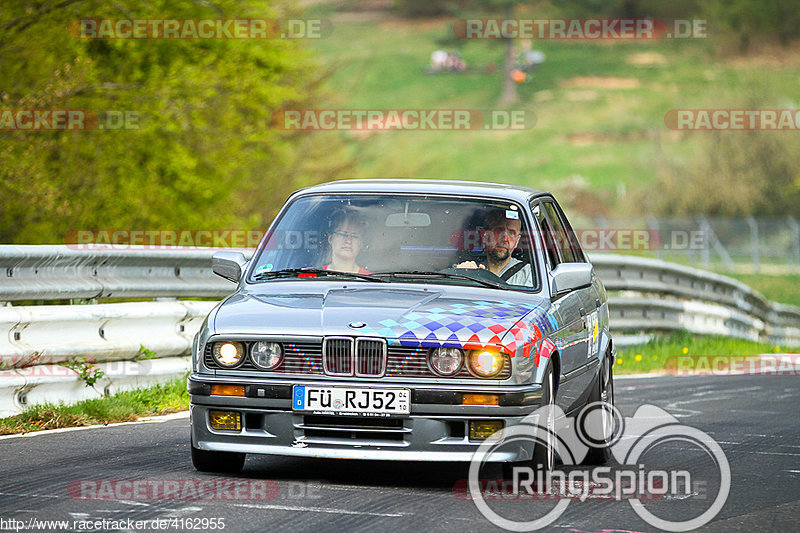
1, 374, 798, 533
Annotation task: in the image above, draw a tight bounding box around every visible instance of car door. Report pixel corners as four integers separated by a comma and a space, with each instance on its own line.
533, 199, 593, 413
549, 199, 603, 364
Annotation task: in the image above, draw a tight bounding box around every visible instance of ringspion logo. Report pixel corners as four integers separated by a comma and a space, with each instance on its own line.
467, 403, 729, 531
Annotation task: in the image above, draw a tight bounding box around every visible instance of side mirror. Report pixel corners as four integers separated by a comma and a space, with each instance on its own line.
212, 251, 247, 283
550, 262, 593, 298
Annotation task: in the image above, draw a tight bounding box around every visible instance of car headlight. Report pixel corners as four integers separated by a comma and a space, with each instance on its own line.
428, 347, 464, 376
250, 341, 283, 370
212, 341, 245, 368
468, 349, 504, 378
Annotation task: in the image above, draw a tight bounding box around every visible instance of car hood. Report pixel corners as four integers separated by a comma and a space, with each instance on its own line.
212, 285, 556, 358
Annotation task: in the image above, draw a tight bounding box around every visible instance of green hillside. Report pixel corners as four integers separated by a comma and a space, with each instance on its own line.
306, 4, 800, 216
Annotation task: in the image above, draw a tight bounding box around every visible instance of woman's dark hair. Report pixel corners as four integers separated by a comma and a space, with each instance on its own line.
327, 207, 365, 233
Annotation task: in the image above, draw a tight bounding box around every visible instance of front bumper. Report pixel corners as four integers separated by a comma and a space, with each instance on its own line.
189, 374, 544, 462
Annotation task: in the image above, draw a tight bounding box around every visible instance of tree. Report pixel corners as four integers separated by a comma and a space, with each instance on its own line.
0, 0, 351, 243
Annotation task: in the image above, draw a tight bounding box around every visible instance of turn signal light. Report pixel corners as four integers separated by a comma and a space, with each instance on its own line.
462, 394, 499, 405
210, 384, 245, 397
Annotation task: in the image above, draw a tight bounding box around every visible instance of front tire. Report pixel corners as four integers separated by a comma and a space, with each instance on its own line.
191, 444, 246, 473
502, 364, 556, 479
531, 364, 556, 471
579, 356, 615, 465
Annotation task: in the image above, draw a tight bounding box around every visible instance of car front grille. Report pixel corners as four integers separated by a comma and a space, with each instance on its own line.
356, 339, 387, 376
322, 337, 387, 377
323, 337, 354, 376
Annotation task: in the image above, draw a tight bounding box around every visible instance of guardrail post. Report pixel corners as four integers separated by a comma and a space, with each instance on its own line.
697, 216, 711, 269
646, 216, 662, 260
747, 217, 760, 273
788, 216, 800, 265
697, 216, 734, 271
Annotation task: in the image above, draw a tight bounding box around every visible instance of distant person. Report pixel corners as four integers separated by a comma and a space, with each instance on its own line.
429, 49, 466, 73
456, 208, 532, 286
324, 208, 371, 274
518, 39, 545, 74
430, 50, 448, 71
445, 50, 466, 71
520, 50, 545, 71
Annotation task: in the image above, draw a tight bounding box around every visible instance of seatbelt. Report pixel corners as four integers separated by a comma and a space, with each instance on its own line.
500, 261, 526, 282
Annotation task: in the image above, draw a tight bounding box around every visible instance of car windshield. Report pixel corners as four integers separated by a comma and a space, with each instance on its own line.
248, 193, 539, 290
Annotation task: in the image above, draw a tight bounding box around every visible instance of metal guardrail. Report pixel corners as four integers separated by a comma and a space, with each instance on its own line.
0, 245, 798, 416
0, 245, 239, 301
590, 254, 800, 342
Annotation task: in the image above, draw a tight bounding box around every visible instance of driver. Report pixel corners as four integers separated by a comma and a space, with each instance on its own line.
456, 208, 532, 287
323, 208, 371, 274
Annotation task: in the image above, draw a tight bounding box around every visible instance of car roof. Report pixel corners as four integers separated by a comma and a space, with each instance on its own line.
293, 178, 550, 203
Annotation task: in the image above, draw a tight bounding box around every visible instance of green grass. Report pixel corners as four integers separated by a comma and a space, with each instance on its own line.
614, 332, 787, 375
0, 377, 189, 435
301, 4, 800, 205
725, 272, 800, 308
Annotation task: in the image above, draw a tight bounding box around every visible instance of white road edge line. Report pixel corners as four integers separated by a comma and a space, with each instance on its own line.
232, 503, 407, 517
0, 411, 189, 440
616, 373, 667, 380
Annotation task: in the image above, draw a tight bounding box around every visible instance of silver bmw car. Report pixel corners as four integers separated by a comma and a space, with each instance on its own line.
189, 179, 615, 473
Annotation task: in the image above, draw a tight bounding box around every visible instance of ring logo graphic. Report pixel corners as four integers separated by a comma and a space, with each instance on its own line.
467, 403, 730, 531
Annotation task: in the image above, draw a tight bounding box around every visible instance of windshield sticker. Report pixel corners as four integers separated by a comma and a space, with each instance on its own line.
255, 263, 274, 274
505, 209, 519, 219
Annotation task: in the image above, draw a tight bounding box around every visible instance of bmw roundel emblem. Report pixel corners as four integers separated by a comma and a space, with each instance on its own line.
348, 321, 366, 329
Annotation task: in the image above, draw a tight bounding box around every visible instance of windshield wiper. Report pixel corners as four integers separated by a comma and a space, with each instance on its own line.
253, 268, 385, 282
375, 270, 508, 290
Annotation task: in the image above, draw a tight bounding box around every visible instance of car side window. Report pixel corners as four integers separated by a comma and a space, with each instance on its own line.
542, 201, 579, 263
531, 202, 561, 269
548, 201, 586, 263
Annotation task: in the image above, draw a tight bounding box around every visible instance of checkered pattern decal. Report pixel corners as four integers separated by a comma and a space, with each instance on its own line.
357, 299, 556, 360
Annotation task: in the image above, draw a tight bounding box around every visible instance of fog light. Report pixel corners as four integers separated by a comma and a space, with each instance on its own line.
462, 394, 499, 405
469, 420, 504, 440
208, 410, 241, 431
210, 384, 245, 397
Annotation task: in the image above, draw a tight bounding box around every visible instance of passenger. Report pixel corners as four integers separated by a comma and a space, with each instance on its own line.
324, 209, 371, 274
456, 208, 532, 286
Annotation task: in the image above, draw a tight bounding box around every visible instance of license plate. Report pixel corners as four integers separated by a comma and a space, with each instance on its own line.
293, 386, 410, 416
